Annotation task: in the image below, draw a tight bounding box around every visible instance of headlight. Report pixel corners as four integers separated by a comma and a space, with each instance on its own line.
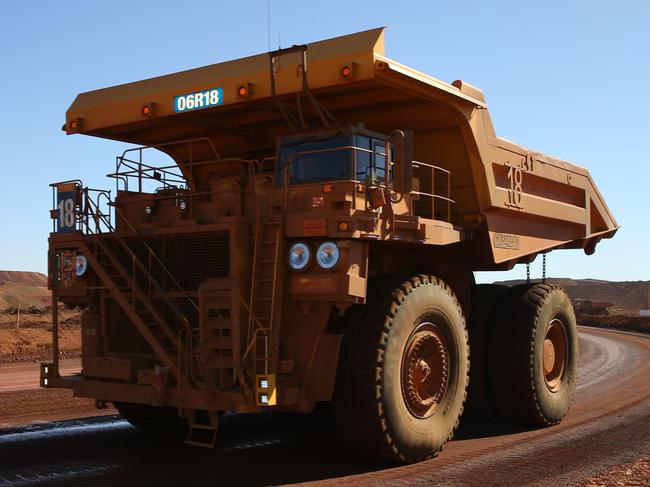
316, 241, 340, 269
75, 254, 88, 277
288, 243, 310, 270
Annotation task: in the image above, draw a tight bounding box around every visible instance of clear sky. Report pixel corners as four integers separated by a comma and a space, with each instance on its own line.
0, 1, 648, 282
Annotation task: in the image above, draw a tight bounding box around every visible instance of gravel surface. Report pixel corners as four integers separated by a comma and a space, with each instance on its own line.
579, 456, 650, 487
0, 359, 81, 393
0, 388, 114, 429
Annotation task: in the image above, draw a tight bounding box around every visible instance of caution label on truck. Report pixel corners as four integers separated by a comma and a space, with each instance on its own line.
174, 87, 223, 113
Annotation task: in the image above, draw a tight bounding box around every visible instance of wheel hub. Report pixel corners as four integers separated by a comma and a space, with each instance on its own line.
543, 339, 556, 374
543, 318, 567, 392
401, 323, 449, 419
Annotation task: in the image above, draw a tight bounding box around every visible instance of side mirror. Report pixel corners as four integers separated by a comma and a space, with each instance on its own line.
389, 129, 413, 194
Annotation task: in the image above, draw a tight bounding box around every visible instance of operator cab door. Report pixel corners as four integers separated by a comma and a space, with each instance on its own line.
354, 134, 388, 186
372, 140, 387, 185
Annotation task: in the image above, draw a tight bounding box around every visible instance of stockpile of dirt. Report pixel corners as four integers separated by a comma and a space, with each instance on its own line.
0, 271, 81, 364
0, 323, 80, 364
0, 306, 81, 364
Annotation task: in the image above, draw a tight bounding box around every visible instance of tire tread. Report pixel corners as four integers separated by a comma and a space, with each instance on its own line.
334, 274, 469, 463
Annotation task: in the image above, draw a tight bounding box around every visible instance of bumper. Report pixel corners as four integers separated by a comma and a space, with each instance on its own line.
40, 362, 248, 411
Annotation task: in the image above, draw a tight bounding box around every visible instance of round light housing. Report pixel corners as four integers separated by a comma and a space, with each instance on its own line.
145, 205, 153, 215
178, 199, 187, 211
75, 254, 88, 277
288, 243, 310, 270
316, 241, 340, 269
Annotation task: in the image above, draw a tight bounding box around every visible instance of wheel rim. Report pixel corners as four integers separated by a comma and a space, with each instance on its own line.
401, 322, 450, 419
543, 318, 568, 392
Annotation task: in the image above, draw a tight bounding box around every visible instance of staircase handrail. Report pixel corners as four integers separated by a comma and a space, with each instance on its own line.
82, 190, 194, 331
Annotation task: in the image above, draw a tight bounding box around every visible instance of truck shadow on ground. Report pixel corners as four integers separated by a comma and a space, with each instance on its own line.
0, 410, 536, 486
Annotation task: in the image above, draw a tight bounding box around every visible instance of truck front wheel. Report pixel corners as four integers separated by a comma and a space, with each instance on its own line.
333, 275, 469, 464
114, 402, 185, 435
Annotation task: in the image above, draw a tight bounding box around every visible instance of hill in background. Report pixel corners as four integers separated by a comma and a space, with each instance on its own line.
0, 271, 50, 310
495, 278, 650, 313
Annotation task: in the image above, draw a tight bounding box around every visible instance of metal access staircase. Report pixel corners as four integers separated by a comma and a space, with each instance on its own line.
74, 178, 285, 443
79, 192, 225, 446
81, 238, 188, 382
79, 197, 198, 386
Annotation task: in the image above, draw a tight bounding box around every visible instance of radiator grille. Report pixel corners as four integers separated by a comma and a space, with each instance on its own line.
106, 231, 230, 355
112, 232, 230, 290
107, 299, 152, 354
166, 234, 230, 289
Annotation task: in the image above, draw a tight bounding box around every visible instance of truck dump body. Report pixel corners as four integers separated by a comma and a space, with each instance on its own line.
64, 28, 617, 267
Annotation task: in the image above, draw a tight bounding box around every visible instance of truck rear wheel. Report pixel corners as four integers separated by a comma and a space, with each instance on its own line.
333, 275, 469, 463
491, 284, 577, 426
465, 284, 507, 418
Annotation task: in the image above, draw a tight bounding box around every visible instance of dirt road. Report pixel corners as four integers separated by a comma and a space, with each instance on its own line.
0, 359, 80, 393
0, 327, 648, 486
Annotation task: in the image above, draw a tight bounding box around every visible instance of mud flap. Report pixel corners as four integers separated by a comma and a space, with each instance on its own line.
306, 333, 342, 402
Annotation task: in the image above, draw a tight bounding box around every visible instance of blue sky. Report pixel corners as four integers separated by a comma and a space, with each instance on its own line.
0, 1, 648, 282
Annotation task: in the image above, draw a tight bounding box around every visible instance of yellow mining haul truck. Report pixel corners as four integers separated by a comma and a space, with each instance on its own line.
42, 28, 617, 462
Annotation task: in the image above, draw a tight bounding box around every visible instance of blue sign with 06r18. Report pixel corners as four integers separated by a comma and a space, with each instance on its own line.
174, 87, 223, 113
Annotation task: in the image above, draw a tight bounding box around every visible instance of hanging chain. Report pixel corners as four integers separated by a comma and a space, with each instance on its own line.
526, 254, 546, 284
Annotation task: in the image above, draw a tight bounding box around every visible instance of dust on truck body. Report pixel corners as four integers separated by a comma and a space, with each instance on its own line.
42, 29, 617, 461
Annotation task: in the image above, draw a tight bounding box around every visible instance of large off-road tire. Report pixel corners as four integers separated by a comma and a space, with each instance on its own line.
464, 284, 508, 418
333, 275, 469, 464
490, 283, 578, 426
114, 402, 185, 435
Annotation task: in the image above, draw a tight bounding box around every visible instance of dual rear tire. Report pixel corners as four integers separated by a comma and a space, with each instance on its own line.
466, 282, 578, 425
489, 283, 578, 425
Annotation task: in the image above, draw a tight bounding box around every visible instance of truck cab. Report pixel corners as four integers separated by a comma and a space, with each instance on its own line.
277, 126, 389, 187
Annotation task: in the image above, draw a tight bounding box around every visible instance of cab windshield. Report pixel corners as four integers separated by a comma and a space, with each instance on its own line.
277, 132, 388, 186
